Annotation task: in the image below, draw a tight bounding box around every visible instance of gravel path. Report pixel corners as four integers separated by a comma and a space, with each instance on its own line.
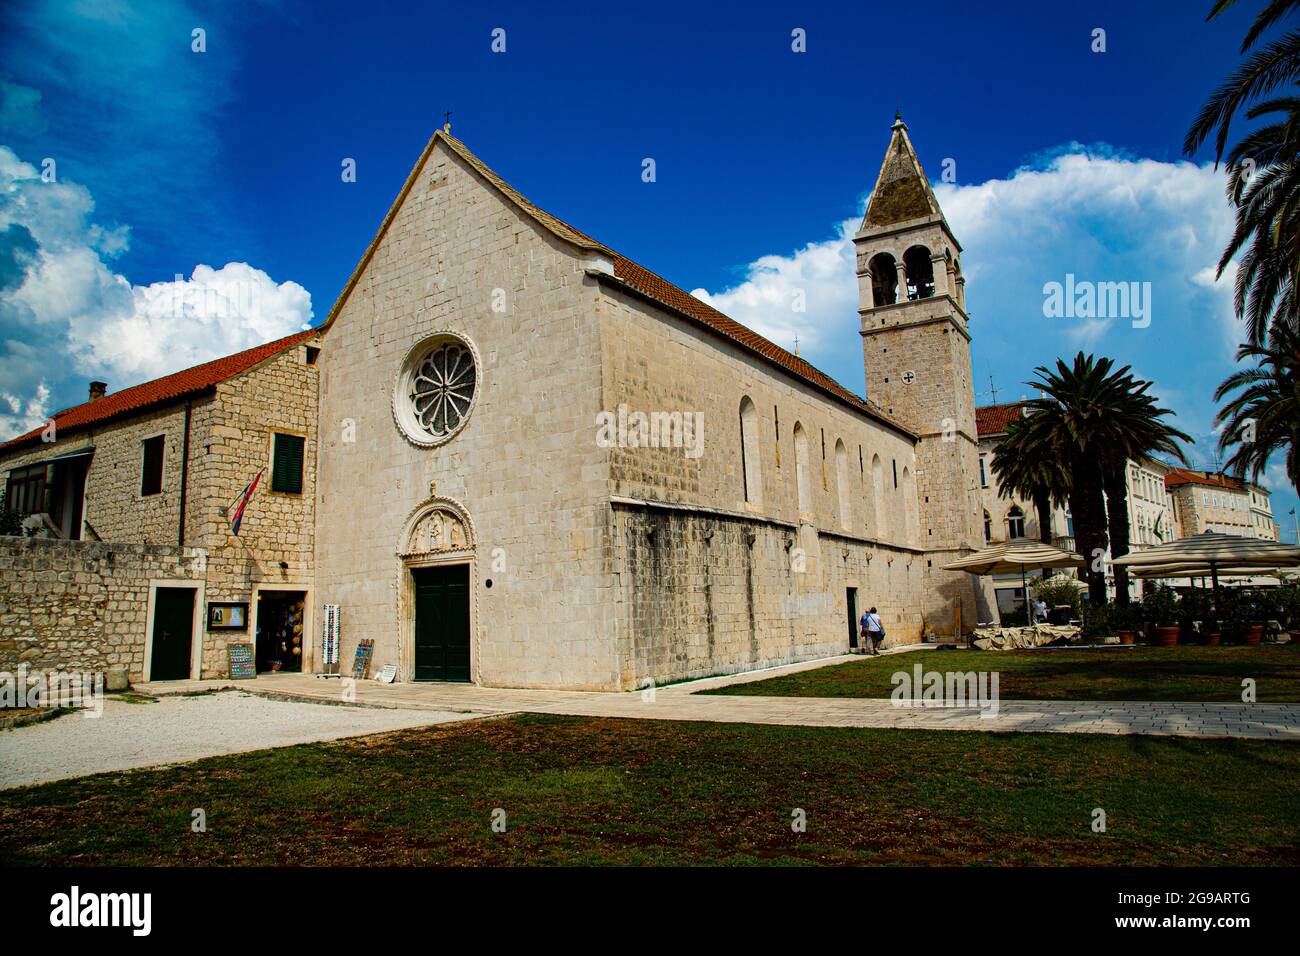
0, 692, 482, 790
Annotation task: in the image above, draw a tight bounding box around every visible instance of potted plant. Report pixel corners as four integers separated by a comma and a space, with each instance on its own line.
1219, 589, 1264, 644
1142, 585, 1181, 647
1080, 601, 1113, 643
1111, 603, 1140, 645
1175, 586, 1217, 645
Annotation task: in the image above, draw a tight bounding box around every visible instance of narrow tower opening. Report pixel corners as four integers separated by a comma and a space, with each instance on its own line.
869, 253, 899, 306
904, 246, 935, 300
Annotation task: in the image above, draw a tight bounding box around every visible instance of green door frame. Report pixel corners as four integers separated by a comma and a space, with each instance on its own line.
410, 562, 472, 682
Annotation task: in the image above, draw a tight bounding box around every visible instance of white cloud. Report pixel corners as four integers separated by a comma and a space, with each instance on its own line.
690, 218, 859, 355
686, 147, 1240, 404
0, 380, 48, 438
80, 262, 313, 382
0, 145, 313, 438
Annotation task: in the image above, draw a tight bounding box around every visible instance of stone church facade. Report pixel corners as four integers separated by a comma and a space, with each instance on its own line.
1, 119, 991, 691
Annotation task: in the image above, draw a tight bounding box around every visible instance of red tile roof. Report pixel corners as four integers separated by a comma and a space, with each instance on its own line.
319, 129, 916, 439
1164, 467, 1247, 491
0, 329, 317, 455
975, 402, 1027, 437
605, 256, 899, 427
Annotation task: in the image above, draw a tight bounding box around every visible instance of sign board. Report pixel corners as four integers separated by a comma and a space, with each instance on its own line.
227, 642, 256, 680
352, 638, 375, 680
378, 664, 397, 684
208, 602, 249, 630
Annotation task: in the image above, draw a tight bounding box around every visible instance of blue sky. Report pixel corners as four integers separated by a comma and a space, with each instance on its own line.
1, 0, 1295, 532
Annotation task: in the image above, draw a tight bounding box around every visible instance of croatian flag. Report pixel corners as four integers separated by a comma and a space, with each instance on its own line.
229, 469, 264, 536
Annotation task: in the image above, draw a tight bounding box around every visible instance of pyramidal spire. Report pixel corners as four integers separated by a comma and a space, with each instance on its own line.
862, 113, 942, 229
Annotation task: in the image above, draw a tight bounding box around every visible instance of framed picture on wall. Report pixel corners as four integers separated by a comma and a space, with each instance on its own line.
207, 602, 249, 631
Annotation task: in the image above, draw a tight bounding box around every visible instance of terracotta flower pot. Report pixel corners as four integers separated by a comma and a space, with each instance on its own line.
1116, 630, 1136, 645
1245, 624, 1264, 645
1152, 625, 1180, 647
1202, 631, 1221, 646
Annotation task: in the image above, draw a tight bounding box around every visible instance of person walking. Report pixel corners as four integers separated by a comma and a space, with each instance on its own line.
860, 606, 884, 656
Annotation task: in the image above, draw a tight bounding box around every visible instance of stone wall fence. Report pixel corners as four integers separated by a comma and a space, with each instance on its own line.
0, 536, 208, 686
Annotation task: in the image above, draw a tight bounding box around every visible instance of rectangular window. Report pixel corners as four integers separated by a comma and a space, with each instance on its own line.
140, 435, 165, 496
979, 456, 987, 488
271, 432, 305, 494
5, 463, 48, 515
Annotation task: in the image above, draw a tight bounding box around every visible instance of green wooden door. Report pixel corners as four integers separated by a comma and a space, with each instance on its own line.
150, 588, 195, 681
413, 565, 470, 681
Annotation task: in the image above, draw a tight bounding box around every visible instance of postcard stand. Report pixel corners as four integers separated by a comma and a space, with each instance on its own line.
318, 603, 341, 679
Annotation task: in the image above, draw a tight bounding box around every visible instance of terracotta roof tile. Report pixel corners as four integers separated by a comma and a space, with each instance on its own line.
0, 329, 317, 455
975, 402, 1027, 437
1164, 467, 1247, 491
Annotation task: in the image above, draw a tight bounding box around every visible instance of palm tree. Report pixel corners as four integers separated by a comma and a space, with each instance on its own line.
1185, 2, 1300, 164
1185, 1, 1300, 345
991, 419, 1070, 545
1214, 321, 1300, 487
1018, 355, 1191, 605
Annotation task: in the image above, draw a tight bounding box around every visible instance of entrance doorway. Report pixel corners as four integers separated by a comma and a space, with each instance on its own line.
846, 587, 859, 650
412, 564, 470, 681
255, 590, 306, 673
150, 587, 195, 680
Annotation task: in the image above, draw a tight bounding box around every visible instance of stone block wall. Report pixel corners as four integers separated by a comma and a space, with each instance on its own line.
0, 536, 206, 681
613, 502, 933, 689
596, 287, 922, 548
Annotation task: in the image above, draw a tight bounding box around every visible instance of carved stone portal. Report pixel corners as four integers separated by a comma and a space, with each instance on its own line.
405, 507, 469, 555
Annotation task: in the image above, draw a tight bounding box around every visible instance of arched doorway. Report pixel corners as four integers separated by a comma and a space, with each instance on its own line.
397, 498, 476, 682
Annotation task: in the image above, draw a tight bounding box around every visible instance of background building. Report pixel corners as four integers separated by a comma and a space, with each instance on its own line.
974, 401, 1232, 612
0, 331, 321, 681
1166, 468, 1280, 539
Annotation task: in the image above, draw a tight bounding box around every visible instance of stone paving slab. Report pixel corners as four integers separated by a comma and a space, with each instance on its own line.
130, 650, 1300, 741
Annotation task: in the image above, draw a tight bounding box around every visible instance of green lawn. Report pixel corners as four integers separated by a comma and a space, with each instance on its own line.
1, 713, 1296, 866
704, 646, 1300, 702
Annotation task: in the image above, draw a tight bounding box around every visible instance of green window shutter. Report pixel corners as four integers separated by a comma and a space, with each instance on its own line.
271, 433, 304, 494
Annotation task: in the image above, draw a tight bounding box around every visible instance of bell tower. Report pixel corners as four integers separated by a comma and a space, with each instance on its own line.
855, 115, 982, 559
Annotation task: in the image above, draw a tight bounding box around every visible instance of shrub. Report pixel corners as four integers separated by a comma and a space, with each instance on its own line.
1035, 573, 1082, 616
1277, 583, 1300, 629
1081, 601, 1113, 638
0, 507, 22, 537
1139, 584, 1179, 627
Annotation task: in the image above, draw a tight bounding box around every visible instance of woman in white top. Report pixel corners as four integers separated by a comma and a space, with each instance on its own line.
860, 607, 883, 656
